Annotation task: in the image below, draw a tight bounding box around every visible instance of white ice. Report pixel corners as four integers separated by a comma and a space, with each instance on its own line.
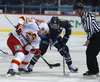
0, 33, 100, 82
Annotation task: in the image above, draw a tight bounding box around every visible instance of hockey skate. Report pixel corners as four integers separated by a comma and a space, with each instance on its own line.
68, 64, 78, 73
21, 64, 33, 73
83, 71, 99, 79
18, 68, 29, 73
7, 69, 20, 77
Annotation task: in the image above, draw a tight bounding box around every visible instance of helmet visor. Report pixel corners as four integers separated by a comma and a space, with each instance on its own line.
50, 23, 59, 29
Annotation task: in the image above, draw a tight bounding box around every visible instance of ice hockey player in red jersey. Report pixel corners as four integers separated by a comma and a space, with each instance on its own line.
6, 16, 49, 77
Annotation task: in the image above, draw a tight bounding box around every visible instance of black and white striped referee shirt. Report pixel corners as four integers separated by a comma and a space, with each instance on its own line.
81, 11, 100, 40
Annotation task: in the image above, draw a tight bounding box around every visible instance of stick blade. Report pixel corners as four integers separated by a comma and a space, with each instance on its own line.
49, 63, 60, 67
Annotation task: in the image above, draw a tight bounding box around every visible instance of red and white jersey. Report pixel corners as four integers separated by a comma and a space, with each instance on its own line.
11, 20, 40, 47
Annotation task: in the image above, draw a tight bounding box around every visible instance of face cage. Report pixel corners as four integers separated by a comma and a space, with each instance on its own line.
50, 23, 59, 29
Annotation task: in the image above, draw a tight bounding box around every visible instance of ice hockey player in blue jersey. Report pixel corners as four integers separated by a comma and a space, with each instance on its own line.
24, 16, 78, 73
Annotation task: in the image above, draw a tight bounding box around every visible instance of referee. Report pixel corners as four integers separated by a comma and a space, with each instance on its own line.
73, 2, 100, 78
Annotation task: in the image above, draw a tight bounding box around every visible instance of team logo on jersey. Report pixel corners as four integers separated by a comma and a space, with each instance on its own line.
15, 45, 22, 50
26, 32, 36, 41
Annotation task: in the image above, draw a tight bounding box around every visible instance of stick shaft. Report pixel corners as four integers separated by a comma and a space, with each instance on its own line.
63, 56, 65, 75
5, 16, 15, 27
0, 49, 8, 54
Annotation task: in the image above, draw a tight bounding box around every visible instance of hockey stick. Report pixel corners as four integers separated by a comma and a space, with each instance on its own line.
0, 49, 8, 54
5, 15, 60, 68
5, 15, 15, 27
63, 47, 66, 75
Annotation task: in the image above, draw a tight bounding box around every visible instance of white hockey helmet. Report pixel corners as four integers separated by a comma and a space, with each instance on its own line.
39, 23, 49, 33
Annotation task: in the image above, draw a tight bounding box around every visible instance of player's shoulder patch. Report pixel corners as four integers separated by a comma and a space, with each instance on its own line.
60, 19, 67, 22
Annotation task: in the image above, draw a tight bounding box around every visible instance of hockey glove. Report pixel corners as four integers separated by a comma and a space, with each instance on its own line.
17, 24, 23, 28
57, 36, 68, 48
16, 24, 23, 35
62, 35, 69, 46
16, 27, 23, 35
30, 48, 41, 55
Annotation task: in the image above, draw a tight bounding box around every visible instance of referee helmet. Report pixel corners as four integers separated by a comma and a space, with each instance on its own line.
73, 2, 84, 11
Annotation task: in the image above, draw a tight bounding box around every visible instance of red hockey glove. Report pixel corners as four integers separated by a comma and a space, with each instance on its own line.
30, 48, 41, 55
16, 24, 23, 28
16, 27, 23, 35
16, 24, 23, 35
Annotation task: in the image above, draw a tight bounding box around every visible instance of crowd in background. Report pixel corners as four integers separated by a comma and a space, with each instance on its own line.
0, 0, 99, 6
0, 0, 100, 14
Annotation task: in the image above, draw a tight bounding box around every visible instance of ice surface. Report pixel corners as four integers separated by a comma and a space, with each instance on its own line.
0, 33, 100, 82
